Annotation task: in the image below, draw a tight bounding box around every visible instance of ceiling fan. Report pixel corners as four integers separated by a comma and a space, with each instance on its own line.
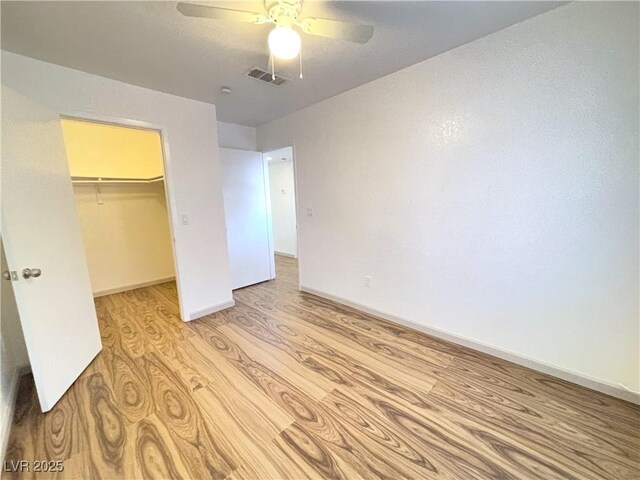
177, 0, 374, 79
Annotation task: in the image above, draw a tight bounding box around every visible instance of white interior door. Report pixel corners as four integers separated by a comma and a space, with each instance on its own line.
1, 86, 102, 412
220, 148, 274, 289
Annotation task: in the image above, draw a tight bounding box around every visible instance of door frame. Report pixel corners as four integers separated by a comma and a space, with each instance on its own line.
261, 154, 277, 281
262, 143, 301, 289
58, 110, 186, 320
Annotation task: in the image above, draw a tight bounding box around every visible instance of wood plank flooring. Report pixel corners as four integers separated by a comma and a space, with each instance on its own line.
5, 256, 640, 479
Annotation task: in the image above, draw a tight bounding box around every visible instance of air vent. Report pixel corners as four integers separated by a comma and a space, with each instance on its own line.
244, 66, 290, 87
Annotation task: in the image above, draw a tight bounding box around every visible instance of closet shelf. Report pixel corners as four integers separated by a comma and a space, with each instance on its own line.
71, 175, 164, 185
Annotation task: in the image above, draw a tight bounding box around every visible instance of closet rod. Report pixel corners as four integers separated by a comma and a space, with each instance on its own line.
71, 175, 164, 185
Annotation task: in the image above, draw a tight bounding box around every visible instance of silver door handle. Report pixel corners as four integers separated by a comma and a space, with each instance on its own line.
22, 268, 42, 279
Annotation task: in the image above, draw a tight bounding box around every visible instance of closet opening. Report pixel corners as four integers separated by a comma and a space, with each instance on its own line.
263, 146, 299, 282
60, 117, 182, 319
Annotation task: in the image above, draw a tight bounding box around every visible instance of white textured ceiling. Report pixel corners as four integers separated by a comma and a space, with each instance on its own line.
1, 1, 564, 126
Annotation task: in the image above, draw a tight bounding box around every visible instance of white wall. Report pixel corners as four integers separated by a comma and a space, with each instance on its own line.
62, 118, 166, 179
258, 2, 640, 398
2, 51, 234, 320
217, 121, 257, 150
268, 160, 297, 257
74, 184, 176, 295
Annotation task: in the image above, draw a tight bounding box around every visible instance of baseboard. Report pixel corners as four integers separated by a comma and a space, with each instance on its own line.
93, 276, 176, 297
188, 299, 235, 321
0, 366, 21, 464
300, 285, 640, 405
275, 251, 297, 258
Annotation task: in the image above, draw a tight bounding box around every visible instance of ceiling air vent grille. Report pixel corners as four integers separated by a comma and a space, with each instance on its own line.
245, 66, 290, 86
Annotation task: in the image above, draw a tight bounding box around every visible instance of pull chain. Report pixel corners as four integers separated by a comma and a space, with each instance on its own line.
299, 45, 303, 79
271, 52, 276, 80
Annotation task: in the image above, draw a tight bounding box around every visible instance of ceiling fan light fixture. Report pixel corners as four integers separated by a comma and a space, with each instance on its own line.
268, 26, 301, 60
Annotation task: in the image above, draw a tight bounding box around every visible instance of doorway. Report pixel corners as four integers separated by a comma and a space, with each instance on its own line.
263, 146, 298, 277
60, 118, 181, 314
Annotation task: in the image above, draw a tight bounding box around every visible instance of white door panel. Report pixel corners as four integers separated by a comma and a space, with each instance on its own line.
1, 86, 102, 412
220, 148, 274, 289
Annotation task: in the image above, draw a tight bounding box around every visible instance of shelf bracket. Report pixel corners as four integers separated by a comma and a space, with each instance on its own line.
94, 183, 104, 205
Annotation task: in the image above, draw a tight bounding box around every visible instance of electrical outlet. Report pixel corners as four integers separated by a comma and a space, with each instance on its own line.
306, 207, 314, 217
364, 276, 372, 288
181, 214, 189, 225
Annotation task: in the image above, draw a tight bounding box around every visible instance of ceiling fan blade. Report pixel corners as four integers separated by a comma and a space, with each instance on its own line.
298, 17, 373, 44
176, 3, 269, 24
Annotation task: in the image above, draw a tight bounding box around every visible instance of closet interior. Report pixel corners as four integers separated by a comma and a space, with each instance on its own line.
61, 118, 177, 304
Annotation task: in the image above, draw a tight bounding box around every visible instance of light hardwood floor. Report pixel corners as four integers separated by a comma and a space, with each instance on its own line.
5, 256, 640, 479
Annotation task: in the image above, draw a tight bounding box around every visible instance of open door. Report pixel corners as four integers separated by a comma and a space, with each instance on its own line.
220, 148, 274, 289
1, 86, 102, 412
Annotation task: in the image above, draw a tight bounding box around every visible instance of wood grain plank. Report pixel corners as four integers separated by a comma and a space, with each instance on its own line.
219, 322, 334, 400
428, 377, 640, 479
135, 352, 237, 480
217, 298, 437, 408
163, 334, 295, 439
126, 414, 192, 480
232, 294, 442, 394
73, 373, 131, 478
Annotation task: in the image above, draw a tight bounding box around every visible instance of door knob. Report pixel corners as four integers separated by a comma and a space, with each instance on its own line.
2, 271, 18, 281
22, 268, 42, 279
